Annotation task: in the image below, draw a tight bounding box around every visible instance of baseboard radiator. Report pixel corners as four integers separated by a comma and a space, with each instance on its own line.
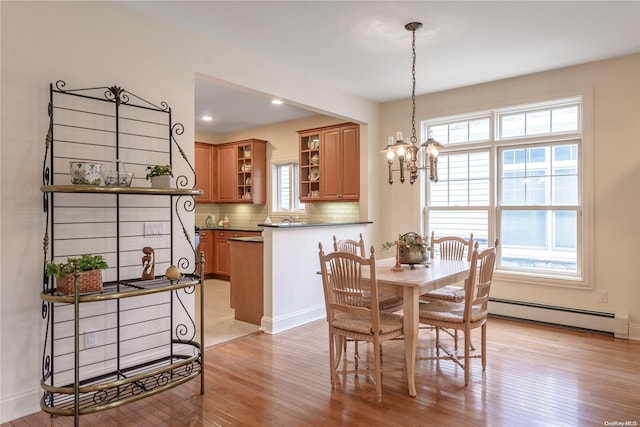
489, 298, 629, 338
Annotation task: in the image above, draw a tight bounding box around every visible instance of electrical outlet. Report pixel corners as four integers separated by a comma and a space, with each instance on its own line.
85, 329, 97, 348
598, 290, 608, 303
144, 222, 165, 236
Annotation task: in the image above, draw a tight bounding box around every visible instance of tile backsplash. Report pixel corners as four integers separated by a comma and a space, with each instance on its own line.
195, 202, 360, 228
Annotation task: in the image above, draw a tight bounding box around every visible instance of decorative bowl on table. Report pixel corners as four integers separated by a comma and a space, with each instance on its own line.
102, 171, 134, 187
398, 245, 428, 266
69, 161, 103, 185
387, 232, 430, 269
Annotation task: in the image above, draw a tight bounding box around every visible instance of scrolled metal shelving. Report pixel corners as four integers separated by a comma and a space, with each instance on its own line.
40, 81, 205, 424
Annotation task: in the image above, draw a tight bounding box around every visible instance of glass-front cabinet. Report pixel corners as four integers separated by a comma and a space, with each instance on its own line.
213, 139, 267, 204
299, 131, 321, 201
298, 123, 359, 202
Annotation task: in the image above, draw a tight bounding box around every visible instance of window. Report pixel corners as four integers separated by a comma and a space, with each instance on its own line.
272, 162, 305, 213
424, 97, 585, 282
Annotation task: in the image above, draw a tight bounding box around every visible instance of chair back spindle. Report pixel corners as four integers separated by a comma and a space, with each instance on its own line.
430, 231, 474, 261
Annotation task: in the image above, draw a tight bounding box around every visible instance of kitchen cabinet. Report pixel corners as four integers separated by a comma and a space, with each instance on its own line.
229, 238, 264, 325
214, 139, 267, 204
299, 123, 359, 202
215, 143, 237, 202
197, 230, 215, 274
195, 142, 214, 202
214, 230, 262, 278
40, 81, 204, 422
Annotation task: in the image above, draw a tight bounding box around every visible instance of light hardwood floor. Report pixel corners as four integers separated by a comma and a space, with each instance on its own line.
6, 317, 640, 426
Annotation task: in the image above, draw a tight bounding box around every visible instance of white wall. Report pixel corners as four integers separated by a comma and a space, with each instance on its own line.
381, 54, 640, 339
0, 1, 380, 422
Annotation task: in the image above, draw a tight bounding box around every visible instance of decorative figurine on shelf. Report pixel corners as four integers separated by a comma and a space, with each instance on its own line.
142, 246, 155, 280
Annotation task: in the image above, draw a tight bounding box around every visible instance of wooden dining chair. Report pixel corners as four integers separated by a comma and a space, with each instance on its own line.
418, 239, 498, 385
333, 234, 403, 311
420, 232, 474, 349
318, 243, 404, 402
333, 235, 404, 363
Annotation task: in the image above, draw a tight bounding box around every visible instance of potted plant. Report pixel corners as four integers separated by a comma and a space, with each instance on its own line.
46, 254, 109, 295
146, 164, 174, 189
383, 232, 430, 269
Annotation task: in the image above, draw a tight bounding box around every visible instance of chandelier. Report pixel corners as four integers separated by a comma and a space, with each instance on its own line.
381, 22, 444, 185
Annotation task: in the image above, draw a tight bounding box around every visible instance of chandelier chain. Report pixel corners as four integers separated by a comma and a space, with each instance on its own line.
410, 28, 417, 145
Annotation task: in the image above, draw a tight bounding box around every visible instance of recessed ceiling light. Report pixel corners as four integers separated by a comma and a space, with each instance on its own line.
202, 115, 213, 121
271, 99, 283, 105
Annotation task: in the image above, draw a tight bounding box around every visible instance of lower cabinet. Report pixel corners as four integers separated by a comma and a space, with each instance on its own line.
198, 230, 215, 274
229, 238, 264, 325
214, 230, 262, 279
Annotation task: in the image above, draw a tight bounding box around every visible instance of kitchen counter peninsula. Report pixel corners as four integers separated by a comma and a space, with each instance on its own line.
260, 221, 373, 334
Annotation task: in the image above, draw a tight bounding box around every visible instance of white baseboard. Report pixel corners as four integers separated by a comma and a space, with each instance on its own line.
489, 298, 629, 338
628, 321, 640, 341
261, 305, 326, 334
1, 388, 42, 424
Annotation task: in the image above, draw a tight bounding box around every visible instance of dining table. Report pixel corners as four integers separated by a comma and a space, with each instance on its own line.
362, 257, 471, 397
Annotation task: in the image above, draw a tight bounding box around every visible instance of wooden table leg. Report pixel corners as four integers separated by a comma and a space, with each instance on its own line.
403, 286, 418, 397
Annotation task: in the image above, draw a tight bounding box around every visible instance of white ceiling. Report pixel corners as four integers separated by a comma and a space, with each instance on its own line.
118, 1, 640, 134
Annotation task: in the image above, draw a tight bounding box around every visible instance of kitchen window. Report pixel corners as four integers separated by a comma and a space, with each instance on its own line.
423, 97, 588, 284
272, 161, 305, 213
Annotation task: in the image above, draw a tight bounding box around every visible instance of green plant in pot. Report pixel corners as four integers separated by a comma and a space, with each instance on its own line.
46, 254, 108, 295
146, 164, 174, 188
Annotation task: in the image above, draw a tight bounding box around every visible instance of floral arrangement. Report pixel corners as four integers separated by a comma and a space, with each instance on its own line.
382, 232, 430, 252
145, 165, 173, 180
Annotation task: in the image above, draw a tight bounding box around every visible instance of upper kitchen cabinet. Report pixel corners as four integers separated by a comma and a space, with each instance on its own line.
196, 139, 267, 204
195, 142, 214, 202
218, 139, 267, 204
215, 143, 237, 202
299, 123, 359, 202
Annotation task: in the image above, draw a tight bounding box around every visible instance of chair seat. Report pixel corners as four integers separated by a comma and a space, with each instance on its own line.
333, 312, 404, 335
420, 285, 465, 302
363, 292, 403, 311
419, 300, 487, 324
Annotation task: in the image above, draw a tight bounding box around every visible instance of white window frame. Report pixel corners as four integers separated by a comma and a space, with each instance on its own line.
421, 94, 594, 288
271, 159, 306, 215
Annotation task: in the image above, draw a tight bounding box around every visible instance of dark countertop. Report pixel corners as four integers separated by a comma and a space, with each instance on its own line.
228, 236, 264, 243
195, 226, 263, 233
258, 221, 372, 228
197, 221, 371, 232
